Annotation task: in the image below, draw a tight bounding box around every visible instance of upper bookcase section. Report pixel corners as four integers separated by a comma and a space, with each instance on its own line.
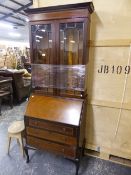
25, 2, 94, 98
25, 2, 94, 21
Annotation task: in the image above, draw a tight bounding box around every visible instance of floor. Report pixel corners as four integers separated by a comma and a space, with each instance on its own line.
0, 102, 131, 175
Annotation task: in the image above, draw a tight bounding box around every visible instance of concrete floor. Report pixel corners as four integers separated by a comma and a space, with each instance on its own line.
0, 102, 131, 175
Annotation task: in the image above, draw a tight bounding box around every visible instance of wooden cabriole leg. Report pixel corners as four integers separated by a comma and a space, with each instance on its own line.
24, 145, 36, 163
66, 156, 81, 175
75, 139, 85, 175
75, 159, 80, 175
24, 146, 29, 163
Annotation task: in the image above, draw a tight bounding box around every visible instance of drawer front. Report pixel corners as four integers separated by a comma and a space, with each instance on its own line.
28, 119, 76, 136
27, 135, 76, 159
26, 127, 77, 146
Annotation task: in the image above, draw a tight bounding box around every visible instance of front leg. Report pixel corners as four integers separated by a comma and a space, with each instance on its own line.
24, 146, 29, 163
75, 159, 80, 175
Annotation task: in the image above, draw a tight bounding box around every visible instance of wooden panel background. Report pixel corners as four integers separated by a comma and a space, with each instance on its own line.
33, 0, 131, 160
33, 0, 90, 8
88, 47, 130, 108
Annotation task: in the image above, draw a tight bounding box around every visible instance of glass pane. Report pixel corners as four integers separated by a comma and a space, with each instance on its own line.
31, 24, 53, 64
60, 22, 84, 65
32, 64, 85, 91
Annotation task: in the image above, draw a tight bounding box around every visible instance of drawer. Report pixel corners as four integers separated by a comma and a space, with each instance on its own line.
26, 127, 77, 146
27, 135, 76, 159
28, 119, 76, 136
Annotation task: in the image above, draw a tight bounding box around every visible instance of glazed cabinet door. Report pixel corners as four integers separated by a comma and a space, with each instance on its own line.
30, 21, 57, 95
56, 18, 88, 97
30, 18, 89, 98
30, 22, 55, 64
58, 18, 88, 65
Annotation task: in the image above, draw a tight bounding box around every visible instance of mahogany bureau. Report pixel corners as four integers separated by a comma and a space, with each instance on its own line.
24, 2, 94, 175
24, 95, 86, 175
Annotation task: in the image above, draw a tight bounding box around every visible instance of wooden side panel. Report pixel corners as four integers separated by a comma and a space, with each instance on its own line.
86, 105, 131, 160
86, 46, 131, 159
33, 0, 39, 8
86, 105, 119, 149
123, 72, 131, 110
90, 0, 131, 41
111, 109, 131, 159
87, 47, 129, 108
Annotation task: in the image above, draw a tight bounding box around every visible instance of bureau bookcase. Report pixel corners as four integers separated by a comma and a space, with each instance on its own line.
24, 2, 94, 175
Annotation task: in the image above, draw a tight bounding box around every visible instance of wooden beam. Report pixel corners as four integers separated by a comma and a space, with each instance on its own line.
4, 19, 24, 26
0, 4, 27, 16
0, 2, 32, 21
9, 0, 24, 7
0, 12, 25, 22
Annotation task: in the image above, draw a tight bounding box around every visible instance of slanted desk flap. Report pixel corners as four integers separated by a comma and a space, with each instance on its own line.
25, 94, 83, 126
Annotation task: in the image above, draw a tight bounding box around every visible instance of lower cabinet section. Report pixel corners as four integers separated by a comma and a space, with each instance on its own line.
27, 135, 77, 158
25, 117, 79, 159
24, 95, 86, 175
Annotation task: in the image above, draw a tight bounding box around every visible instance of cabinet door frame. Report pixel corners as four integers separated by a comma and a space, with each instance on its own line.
29, 18, 89, 97
55, 18, 89, 65
29, 17, 90, 65
29, 20, 56, 64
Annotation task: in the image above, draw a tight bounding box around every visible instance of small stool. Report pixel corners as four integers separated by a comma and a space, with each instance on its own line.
7, 120, 25, 156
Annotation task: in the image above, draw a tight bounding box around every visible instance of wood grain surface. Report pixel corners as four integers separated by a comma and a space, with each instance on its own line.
25, 94, 83, 126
